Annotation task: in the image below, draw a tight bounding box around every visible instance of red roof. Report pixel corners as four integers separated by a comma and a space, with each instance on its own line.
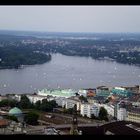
0, 119, 8, 127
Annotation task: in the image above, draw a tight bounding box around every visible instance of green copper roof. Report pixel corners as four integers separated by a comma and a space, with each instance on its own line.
111, 88, 132, 97
9, 107, 22, 115
38, 89, 77, 97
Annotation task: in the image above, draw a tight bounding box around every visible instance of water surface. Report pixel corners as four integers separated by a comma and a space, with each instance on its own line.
0, 53, 140, 94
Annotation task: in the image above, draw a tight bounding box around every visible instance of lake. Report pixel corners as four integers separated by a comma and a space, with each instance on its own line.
0, 53, 140, 94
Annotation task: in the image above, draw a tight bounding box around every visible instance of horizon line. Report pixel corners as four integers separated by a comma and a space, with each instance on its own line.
0, 29, 140, 34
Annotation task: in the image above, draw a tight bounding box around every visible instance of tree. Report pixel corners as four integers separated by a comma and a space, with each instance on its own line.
18, 95, 32, 109
91, 114, 97, 119
35, 100, 41, 110
67, 108, 74, 114
49, 100, 58, 108
24, 111, 39, 125
40, 99, 49, 111
84, 114, 88, 118
6, 115, 18, 122
0, 99, 18, 107
99, 107, 108, 121
40, 99, 58, 112
0, 99, 10, 107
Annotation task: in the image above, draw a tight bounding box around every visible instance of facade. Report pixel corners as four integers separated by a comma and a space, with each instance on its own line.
102, 104, 114, 117
96, 90, 110, 98
86, 89, 96, 97
80, 103, 99, 118
62, 97, 81, 111
14, 94, 21, 102
117, 108, 127, 121
80, 103, 89, 117
123, 85, 140, 94
78, 89, 87, 97
114, 104, 119, 119
126, 111, 140, 123
0, 96, 8, 102
26, 95, 54, 104
132, 102, 140, 107
55, 97, 66, 107
111, 87, 133, 97
93, 102, 114, 117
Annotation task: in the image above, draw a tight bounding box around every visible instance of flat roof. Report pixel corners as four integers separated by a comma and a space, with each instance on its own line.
38, 89, 77, 97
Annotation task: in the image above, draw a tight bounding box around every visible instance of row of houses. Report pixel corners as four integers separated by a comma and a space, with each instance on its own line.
1, 85, 140, 123
2, 93, 140, 123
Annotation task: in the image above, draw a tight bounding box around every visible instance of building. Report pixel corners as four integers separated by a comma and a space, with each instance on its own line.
123, 85, 140, 94
80, 103, 99, 118
0, 95, 7, 102
101, 121, 140, 135
86, 89, 96, 97
62, 97, 81, 111
14, 94, 21, 102
26, 94, 54, 104
126, 111, 140, 123
117, 108, 127, 121
55, 97, 66, 107
8, 107, 24, 122
96, 90, 110, 98
96, 86, 110, 91
102, 104, 114, 117
78, 89, 87, 97
111, 87, 133, 97
95, 86, 111, 102
126, 107, 140, 123
0, 119, 9, 134
91, 102, 115, 117
38, 89, 77, 98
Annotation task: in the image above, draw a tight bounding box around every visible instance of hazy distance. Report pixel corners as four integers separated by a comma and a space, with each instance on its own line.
0, 6, 140, 33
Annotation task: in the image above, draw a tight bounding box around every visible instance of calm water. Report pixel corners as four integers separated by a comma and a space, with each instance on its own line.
0, 53, 140, 94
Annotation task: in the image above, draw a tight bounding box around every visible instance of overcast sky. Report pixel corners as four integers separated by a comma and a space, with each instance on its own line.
0, 6, 140, 33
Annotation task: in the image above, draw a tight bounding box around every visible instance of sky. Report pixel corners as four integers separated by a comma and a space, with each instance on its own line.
0, 6, 140, 33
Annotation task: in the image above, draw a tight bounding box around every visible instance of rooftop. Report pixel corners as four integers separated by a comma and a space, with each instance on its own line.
111, 88, 133, 97
100, 121, 140, 135
9, 107, 22, 115
38, 89, 77, 98
0, 119, 9, 127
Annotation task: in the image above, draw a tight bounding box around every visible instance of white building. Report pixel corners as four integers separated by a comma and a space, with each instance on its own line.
55, 97, 66, 107
78, 89, 87, 97
94, 102, 116, 117
117, 108, 127, 121
80, 103, 99, 118
62, 97, 81, 111
37, 89, 77, 98
102, 104, 114, 117
26, 95, 55, 104
114, 87, 126, 91
14, 94, 21, 102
